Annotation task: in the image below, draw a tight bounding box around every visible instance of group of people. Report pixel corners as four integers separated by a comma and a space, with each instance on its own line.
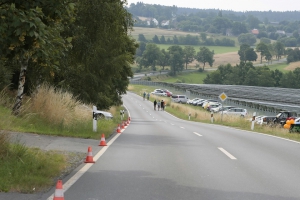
143, 92, 150, 101
153, 99, 165, 111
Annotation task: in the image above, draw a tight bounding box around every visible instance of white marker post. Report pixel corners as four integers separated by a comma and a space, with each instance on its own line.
93, 106, 97, 132
251, 112, 256, 130
188, 113, 191, 120
211, 111, 214, 123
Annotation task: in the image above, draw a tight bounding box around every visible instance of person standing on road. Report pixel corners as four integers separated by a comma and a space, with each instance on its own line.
154, 100, 157, 110
147, 93, 150, 101
161, 100, 165, 111
143, 92, 146, 101
157, 100, 161, 111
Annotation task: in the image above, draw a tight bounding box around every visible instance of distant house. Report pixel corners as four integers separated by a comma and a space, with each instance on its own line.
226, 29, 232, 36
161, 20, 170, 27
276, 30, 286, 36
146, 18, 158, 26
138, 17, 159, 27
251, 29, 259, 35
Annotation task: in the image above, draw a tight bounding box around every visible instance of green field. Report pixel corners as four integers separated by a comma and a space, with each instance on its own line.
156, 44, 239, 54
158, 71, 209, 84
267, 63, 290, 72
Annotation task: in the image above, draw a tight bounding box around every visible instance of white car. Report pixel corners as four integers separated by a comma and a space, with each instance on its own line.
223, 108, 248, 117
171, 95, 189, 103
187, 98, 200, 104
151, 89, 167, 96
94, 110, 113, 119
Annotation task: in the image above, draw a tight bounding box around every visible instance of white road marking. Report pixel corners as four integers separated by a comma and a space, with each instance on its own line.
171, 123, 175, 125
193, 132, 202, 136
180, 127, 185, 129
218, 147, 237, 160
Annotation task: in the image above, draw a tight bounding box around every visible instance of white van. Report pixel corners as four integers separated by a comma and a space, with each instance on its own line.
171, 95, 189, 103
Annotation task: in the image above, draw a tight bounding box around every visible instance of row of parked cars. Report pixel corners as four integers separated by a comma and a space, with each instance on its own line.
187, 98, 248, 117
150, 90, 249, 117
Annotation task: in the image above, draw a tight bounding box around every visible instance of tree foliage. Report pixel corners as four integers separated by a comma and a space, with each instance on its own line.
195, 47, 214, 70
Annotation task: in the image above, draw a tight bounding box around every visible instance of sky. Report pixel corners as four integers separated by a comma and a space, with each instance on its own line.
126, 0, 300, 12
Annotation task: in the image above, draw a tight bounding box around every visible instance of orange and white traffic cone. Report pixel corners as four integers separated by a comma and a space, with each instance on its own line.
127, 118, 130, 124
84, 146, 95, 163
53, 180, 64, 200
117, 124, 121, 133
121, 122, 125, 129
99, 134, 107, 146
129, 117, 131, 121
124, 120, 128, 126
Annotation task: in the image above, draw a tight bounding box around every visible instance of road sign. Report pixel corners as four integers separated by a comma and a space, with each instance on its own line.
219, 92, 228, 102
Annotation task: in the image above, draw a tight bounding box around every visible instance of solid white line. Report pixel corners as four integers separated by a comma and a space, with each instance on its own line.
193, 132, 202, 136
218, 147, 237, 160
180, 127, 185, 129
47, 106, 129, 200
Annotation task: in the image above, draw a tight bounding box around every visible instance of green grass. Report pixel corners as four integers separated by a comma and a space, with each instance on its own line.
150, 71, 209, 84
156, 44, 239, 54
267, 63, 289, 72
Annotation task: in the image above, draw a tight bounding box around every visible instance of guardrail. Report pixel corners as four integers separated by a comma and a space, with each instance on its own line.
130, 80, 300, 116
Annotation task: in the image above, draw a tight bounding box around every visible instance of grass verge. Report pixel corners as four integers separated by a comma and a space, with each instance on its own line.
0, 84, 129, 192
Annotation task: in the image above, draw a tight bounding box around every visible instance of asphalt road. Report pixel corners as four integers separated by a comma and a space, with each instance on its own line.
2, 91, 300, 200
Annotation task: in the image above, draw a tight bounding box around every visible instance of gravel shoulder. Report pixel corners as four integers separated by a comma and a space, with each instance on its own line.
0, 131, 105, 200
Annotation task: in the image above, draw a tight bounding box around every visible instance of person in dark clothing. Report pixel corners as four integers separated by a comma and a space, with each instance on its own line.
161, 100, 165, 111
154, 100, 157, 110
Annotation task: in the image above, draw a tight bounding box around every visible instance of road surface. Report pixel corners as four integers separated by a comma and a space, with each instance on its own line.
2, 91, 300, 200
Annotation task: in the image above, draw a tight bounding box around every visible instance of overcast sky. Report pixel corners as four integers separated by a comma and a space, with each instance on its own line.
126, 0, 299, 12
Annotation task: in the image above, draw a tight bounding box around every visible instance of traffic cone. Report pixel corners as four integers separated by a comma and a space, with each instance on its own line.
127, 118, 130, 124
124, 120, 128, 126
84, 146, 95, 163
99, 134, 107, 146
121, 122, 125, 129
53, 180, 64, 200
129, 117, 131, 121
117, 124, 121, 133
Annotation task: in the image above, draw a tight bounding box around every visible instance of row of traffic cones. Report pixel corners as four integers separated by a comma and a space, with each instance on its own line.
52, 117, 131, 199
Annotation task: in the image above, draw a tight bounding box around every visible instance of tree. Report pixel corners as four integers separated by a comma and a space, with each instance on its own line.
195, 47, 215, 71
140, 43, 161, 71
168, 45, 184, 75
152, 35, 160, 43
232, 22, 248, 35
183, 46, 196, 69
58, 0, 138, 109
256, 42, 270, 64
0, 1, 75, 114
273, 41, 285, 60
138, 34, 147, 42
160, 35, 166, 44
157, 49, 170, 70
238, 44, 257, 63
238, 33, 257, 46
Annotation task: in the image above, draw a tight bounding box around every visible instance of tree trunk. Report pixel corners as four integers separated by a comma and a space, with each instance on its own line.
12, 59, 28, 115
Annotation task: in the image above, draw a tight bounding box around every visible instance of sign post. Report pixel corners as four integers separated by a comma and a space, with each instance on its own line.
218, 92, 228, 122
93, 106, 97, 132
251, 112, 256, 130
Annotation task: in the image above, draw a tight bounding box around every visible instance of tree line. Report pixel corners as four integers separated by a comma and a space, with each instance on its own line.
0, 0, 138, 113
204, 62, 300, 89
138, 33, 235, 47
128, 3, 300, 48
135, 43, 214, 74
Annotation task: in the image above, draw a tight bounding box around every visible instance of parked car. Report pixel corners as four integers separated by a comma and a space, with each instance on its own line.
196, 99, 210, 106
187, 98, 200, 105
151, 89, 167, 96
202, 100, 218, 109
171, 95, 189, 103
217, 106, 236, 113
161, 89, 172, 97
193, 99, 205, 106
223, 108, 247, 117
206, 103, 222, 112
94, 110, 113, 119
273, 111, 297, 127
